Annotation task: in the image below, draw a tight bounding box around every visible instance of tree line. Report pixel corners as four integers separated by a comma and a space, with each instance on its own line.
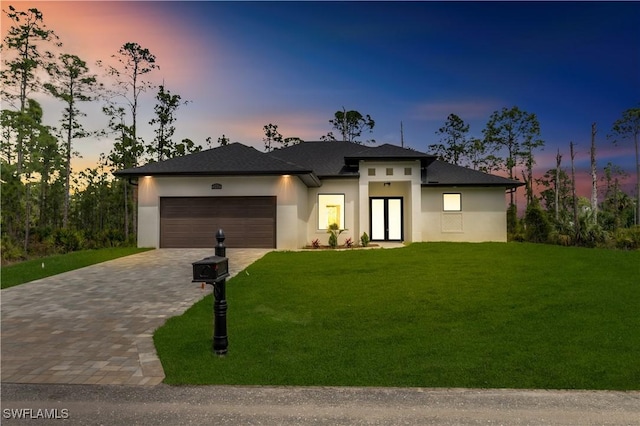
0, 6, 206, 262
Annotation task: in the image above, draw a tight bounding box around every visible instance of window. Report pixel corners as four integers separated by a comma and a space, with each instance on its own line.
368, 168, 376, 176
318, 194, 345, 229
386, 168, 394, 176
404, 167, 412, 176
443, 193, 461, 211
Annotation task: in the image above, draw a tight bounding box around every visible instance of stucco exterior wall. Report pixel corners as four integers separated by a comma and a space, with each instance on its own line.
136, 169, 510, 249
136, 175, 307, 249
421, 186, 508, 242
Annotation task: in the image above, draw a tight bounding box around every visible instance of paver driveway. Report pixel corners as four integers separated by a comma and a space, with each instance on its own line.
1, 248, 269, 386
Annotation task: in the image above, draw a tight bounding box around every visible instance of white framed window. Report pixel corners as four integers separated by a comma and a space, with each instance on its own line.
318, 194, 345, 230
443, 193, 462, 211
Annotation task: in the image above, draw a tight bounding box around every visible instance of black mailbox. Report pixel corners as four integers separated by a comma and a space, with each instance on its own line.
192, 256, 229, 283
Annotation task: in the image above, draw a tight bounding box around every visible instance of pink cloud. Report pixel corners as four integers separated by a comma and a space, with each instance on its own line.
2, 2, 221, 168
2, 2, 215, 87
533, 143, 634, 169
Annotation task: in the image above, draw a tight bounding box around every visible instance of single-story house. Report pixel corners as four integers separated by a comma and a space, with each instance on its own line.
114, 141, 523, 249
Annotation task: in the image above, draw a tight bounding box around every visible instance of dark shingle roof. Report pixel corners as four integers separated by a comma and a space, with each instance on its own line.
424, 160, 524, 188
268, 141, 364, 177
114, 142, 312, 177
114, 141, 522, 189
346, 143, 435, 160
270, 141, 434, 177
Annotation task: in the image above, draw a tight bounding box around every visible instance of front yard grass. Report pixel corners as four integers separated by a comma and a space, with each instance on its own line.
154, 242, 639, 390
1, 247, 153, 289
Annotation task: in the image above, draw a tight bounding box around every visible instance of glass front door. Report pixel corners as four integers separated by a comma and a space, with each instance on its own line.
370, 197, 403, 241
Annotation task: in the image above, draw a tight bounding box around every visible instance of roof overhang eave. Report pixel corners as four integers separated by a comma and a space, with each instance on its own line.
113, 169, 323, 187
113, 169, 314, 177
298, 173, 322, 187
345, 156, 435, 166
422, 182, 525, 189
316, 173, 360, 180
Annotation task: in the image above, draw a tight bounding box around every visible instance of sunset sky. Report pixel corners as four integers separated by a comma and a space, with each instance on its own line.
2, 1, 639, 198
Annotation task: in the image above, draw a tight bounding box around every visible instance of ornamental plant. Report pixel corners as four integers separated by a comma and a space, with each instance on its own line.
344, 237, 354, 248
360, 232, 370, 247
327, 223, 346, 249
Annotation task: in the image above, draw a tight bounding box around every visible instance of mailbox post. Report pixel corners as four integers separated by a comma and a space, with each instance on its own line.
192, 229, 229, 356
213, 229, 228, 355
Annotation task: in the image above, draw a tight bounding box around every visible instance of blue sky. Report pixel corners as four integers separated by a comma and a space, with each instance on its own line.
4, 1, 639, 196
205, 1, 638, 145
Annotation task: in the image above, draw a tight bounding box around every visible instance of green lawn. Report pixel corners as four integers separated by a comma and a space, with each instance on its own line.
1, 247, 153, 289
154, 243, 639, 390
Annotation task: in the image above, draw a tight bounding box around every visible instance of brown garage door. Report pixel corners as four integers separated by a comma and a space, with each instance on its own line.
160, 197, 276, 248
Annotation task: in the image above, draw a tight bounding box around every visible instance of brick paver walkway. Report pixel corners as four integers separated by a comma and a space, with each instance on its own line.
1, 248, 269, 386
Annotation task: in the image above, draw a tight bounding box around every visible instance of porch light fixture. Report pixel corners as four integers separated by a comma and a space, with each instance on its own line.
384, 182, 391, 187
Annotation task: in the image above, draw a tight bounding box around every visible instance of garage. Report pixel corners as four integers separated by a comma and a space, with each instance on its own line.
160, 196, 276, 248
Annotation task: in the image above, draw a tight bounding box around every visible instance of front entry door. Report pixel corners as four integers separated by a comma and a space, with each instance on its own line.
370, 197, 403, 241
